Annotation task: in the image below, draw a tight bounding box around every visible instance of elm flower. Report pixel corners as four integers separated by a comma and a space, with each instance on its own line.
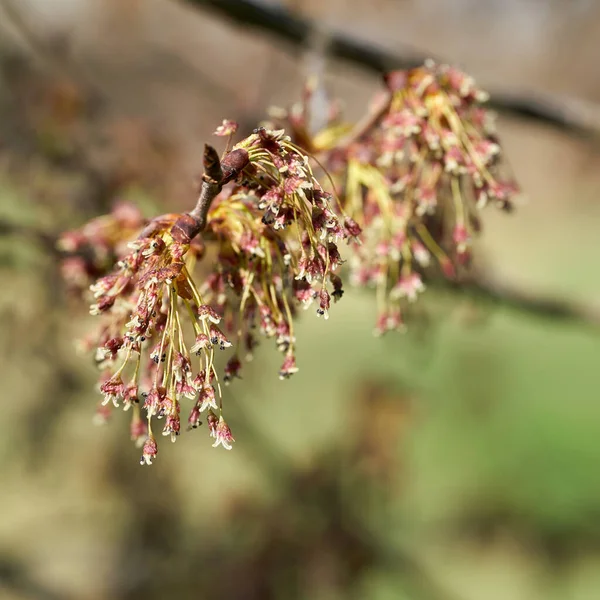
63, 124, 351, 464
209, 414, 235, 450
269, 60, 519, 332
214, 119, 239, 137
140, 434, 158, 466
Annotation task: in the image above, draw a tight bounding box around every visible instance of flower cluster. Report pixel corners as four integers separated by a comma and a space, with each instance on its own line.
204, 128, 352, 380
270, 60, 519, 334
63, 125, 352, 464
89, 213, 228, 464
57, 202, 147, 293
61, 60, 521, 462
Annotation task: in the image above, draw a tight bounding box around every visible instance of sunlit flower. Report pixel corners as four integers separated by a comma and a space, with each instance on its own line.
268, 60, 519, 332
63, 124, 350, 463
213, 119, 239, 137
140, 434, 158, 465
208, 414, 235, 450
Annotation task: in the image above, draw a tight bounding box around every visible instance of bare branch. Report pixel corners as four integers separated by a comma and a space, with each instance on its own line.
0, 218, 59, 253
436, 277, 600, 330
189, 0, 600, 140
185, 0, 423, 71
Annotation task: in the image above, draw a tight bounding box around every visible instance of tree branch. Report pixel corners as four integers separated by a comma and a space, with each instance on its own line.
438, 277, 600, 330
188, 144, 224, 229
0, 218, 59, 254
170, 145, 249, 243
188, 0, 600, 140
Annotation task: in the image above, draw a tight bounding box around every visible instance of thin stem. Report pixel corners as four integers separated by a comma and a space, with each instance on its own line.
172, 145, 250, 242
189, 145, 224, 231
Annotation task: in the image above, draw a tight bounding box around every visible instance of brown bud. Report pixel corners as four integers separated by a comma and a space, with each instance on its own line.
221, 148, 249, 184
203, 144, 223, 184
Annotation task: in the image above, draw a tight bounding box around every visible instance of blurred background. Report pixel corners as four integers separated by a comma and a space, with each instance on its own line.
1, 1, 600, 599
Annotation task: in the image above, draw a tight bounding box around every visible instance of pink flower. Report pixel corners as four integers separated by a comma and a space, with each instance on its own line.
162, 413, 181, 443
443, 146, 465, 174
213, 119, 238, 137
472, 139, 500, 166
452, 224, 470, 254
209, 415, 235, 450
440, 257, 456, 279
224, 356, 242, 384
415, 186, 437, 216
209, 325, 232, 350
187, 404, 202, 430
197, 305, 222, 324
411, 241, 430, 267
317, 289, 331, 320
93, 403, 112, 425
279, 353, 299, 380
293, 279, 316, 308
391, 273, 425, 302
191, 333, 212, 354
122, 383, 139, 411
383, 108, 422, 136
344, 217, 362, 240
140, 435, 158, 465
373, 309, 405, 336
130, 412, 147, 447
197, 384, 218, 413
143, 386, 166, 417
100, 375, 124, 407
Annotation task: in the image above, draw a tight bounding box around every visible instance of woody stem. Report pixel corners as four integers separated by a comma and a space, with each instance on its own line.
171, 145, 250, 243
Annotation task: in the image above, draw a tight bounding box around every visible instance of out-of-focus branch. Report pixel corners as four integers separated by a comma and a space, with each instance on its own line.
185, 0, 424, 71
188, 0, 600, 139
438, 277, 600, 329
0, 0, 107, 100
0, 219, 59, 253
184, 0, 427, 73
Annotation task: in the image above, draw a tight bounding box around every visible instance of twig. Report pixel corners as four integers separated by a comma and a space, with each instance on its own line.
188, 144, 224, 230
171, 145, 250, 242
189, 0, 600, 139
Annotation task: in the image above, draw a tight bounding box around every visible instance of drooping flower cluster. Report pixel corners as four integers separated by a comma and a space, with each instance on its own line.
205, 128, 352, 380
269, 60, 519, 334
88, 214, 225, 464
61, 125, 352, 464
